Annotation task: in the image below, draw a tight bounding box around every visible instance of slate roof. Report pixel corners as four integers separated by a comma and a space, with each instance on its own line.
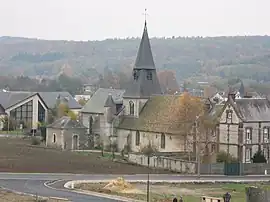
47, 116, 86, 129
0, 91, 35, 109
123, 21, 162, 98
118, 95, 184, 134
134, 21, 155, 70
104, 94, 115, 107
208, 104, 224, 121
81, 88, 125, 114
232, 98, 270, 122
38, 92, 81, 109
0, 91, 81, 110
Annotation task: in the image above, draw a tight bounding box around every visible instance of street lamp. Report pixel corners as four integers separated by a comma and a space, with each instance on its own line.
195, 115, 201, 178
109, 135, 117, 160
143, 143, 154, 202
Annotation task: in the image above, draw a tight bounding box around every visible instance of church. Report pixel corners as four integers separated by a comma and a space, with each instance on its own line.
81, 20, 187, 153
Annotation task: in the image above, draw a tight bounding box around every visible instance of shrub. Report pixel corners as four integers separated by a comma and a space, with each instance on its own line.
252, 150, 267, 163
216, 151, 238, 163
1, 116, 15, 131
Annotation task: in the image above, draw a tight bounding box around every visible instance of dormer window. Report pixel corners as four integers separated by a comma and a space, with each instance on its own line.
133, 70, 139, 80
146, 71, 152, 80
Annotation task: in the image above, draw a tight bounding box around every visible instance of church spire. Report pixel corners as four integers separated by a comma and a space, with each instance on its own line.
123, 17, 162, 99
134, 13, 155, 70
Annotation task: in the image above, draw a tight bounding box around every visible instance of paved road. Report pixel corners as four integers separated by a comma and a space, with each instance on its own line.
1, 173, 270, 202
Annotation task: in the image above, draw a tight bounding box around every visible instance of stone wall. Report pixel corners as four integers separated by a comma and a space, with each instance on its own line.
128, 153, 196, 174
200, 163, 225, 175
129, 153, 270, 175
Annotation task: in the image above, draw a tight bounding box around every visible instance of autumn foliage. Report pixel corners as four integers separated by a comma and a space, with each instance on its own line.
178, 92, 205, 123
57, 103, 77, 120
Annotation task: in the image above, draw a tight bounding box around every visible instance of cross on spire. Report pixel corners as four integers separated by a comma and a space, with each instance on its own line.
142, 8, 148, 24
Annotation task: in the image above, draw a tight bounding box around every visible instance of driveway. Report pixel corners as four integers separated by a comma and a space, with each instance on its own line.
0, 173, 270, 202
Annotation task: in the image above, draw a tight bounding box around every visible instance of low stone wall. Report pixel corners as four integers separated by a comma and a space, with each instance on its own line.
128, 153, 196, 174
200, 163, 225, 175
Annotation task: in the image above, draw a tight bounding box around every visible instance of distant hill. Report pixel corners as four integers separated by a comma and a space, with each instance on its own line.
1, 36, 270, 86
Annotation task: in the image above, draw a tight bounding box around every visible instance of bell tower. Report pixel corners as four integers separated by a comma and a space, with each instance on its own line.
123, 17, 162, 117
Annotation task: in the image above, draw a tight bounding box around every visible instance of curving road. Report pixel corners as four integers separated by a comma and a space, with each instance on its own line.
1, 173, 270, 202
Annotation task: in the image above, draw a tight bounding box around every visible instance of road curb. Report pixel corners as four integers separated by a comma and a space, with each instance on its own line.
0, 186, 68, 201
63, 180, 143, 202
43, 179, 70, 201
64, 178, 270, 188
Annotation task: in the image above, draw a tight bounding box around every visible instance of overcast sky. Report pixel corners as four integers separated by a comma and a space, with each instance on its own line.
0, 0, 269, 41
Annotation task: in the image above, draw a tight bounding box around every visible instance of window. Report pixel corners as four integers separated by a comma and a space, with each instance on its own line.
161, 133, 165, 149
226, 109, 232, 123
135, 131, 140, 146
245, 128, 252, 143
245, 148, 252, 162
38, 101, 45, 123
129, 101, 134, 115
9, 100, 33, 129
53, 133, 56, 143
146, 71, 153, 80
133, 70, 139, 80
263, 127, 270, 142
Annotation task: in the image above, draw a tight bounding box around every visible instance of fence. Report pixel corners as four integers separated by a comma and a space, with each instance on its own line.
128, 153, 196, 174
201, 163, 270, 175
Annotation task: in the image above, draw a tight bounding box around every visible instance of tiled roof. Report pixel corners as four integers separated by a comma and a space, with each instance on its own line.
81, 88, 125, 114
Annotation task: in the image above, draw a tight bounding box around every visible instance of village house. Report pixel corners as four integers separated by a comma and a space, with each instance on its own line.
0, 91, 81, 130
46, 116, 87, 150
218, 91, 270, 163
80, 88, 125, 149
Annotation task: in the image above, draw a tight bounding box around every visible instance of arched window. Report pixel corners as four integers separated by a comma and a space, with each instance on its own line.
53, 133, 56, 143
129, 101, 134, 115
161, 133, 165, 149
135, 131, 140, 146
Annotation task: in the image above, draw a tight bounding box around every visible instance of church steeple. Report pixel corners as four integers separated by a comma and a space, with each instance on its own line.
134, 21, 155, 70
123, 19, 162, 99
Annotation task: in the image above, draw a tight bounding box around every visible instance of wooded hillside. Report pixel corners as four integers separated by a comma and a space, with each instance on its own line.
1, 36, 270, 86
